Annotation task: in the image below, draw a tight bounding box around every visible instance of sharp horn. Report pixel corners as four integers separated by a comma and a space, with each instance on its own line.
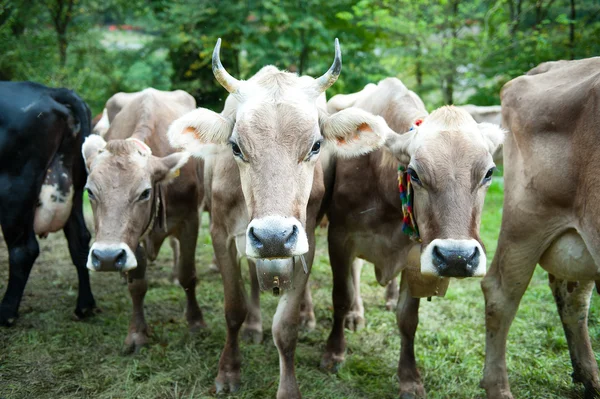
314, 38, 342, 93
212, 38, 241, 94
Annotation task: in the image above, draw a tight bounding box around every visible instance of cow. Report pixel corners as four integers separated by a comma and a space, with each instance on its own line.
480, 58, 600, 399
320, 77, 504, 398
167, 38, 394, 398
81, 88, 204, 353
0, 81, 96, 325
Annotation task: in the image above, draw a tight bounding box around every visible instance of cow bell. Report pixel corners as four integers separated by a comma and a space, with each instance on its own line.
255, 258, 294, 295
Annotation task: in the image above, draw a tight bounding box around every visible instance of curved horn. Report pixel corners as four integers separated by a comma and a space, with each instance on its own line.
314, 38, 342, 93
212, 38, 241, 94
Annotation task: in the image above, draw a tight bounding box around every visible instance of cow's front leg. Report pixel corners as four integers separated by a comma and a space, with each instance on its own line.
124, 245, 149, 354
480, 236, 537, 399
0, 225, 39, 326
396, 274, 424, 399
549, 276, 600, 398
321, 229, 354, 372
63, 188, 97, 319
345, 258, 365, 331
385, 277, 399, 311
300, 279, 316, 330
214, 229, 247, 393
272, 272, 308, 399
176, 214, 205, 331
242, 259, 263, 344
169, 236, 180, 284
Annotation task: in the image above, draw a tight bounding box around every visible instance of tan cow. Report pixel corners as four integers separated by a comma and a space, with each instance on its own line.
458, 104, 503, 164
480, 58, 600, 398
168, 39, 393, 399
321, 77, 504, 398
81, 88, 205, 353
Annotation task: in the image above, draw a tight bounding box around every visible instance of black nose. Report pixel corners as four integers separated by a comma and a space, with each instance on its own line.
91, 248, 127, 271
248, 224, 298, 258
432, 245, 479, 277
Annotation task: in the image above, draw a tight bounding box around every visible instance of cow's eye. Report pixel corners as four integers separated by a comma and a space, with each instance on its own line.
407, 168, 421, 185
138, 188, 151, 201
86, 188, 96, 201
231, 142, 242, 158
310, 140, 321, 155
482, 167, 495, 184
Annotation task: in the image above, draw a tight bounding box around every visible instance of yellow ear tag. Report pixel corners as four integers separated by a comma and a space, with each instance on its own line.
173, 169, 180, 178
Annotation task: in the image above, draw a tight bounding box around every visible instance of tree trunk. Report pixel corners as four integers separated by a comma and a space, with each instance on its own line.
569, 0, 576, 59
48, 0, 75, 68
415, 40, 423, 92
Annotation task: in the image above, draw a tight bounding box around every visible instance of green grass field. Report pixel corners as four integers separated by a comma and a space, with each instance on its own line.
1, 175, 599, 399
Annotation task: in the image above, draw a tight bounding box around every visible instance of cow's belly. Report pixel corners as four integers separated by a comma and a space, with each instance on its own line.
34, 156, 74, 237
539, 229, 599, 280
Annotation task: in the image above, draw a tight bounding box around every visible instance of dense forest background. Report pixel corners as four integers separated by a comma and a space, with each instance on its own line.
1, 0, 599, 114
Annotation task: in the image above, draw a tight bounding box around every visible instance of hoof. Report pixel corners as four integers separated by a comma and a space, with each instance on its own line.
208, 263, 220, 274
0, 315, 16, 327
73, 305, 101, 321
188, 319, 207, 333
241, 326, 263, 344
584, 384, 600, 399
215, 373, 241, 394
300, 311, 316, 331
320, 353, 344, 373
123, 332, 149, 355
385, 300, 396, 311
344, 312, 365, 331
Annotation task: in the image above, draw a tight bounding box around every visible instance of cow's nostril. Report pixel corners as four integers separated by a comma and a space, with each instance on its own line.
115, 249, 127, 268
91, 250, 101, 269
466, 246, 479, 262
248, 227, 263, 249
284, 224, 298, 249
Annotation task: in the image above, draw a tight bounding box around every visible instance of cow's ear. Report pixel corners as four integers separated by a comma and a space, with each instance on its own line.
82, 134, 107, 172
478, 122, 505, 155
321, 108, 388, 157
384, 129, 417, 165
168, 108, 233, 158
152, 152, 191, 183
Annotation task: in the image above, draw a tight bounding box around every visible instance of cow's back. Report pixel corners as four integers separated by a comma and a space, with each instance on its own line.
501, 57, 600, 211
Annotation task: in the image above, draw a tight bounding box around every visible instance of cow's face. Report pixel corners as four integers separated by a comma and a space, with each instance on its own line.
81, 136, 188, 271
168, 39, 388, 261
385, 106, 504, 278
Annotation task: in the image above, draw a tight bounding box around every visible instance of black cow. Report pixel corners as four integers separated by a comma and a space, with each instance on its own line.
0, 81, 96, 325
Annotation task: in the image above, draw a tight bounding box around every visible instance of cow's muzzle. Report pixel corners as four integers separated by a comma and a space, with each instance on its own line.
245, 216, 308, 259
420, 239, 486, 278
87, 242, 137, 272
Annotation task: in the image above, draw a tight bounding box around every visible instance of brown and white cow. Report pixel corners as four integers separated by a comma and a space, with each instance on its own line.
81, 88, 205, 353
480, 58, 600, 399
321, 77, 504, 398
168, 39, 392, 398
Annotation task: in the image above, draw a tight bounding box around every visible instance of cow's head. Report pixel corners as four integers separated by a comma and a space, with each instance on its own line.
385, 106, 504, 278
81, 135, 189, 271
168, 39, 388, 260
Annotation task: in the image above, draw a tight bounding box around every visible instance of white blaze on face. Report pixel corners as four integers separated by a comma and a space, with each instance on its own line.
420, 238, 487, 278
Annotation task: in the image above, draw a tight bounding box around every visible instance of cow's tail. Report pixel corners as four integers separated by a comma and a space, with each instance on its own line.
51, 88, 92, 140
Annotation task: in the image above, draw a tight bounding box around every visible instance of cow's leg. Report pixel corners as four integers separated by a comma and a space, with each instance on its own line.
321, 229, 354, 372
549, 276, 600, 397
385, 277, 399, 311
300, 279, 316, 330
272, 233, 315, 399
0, 225, 39, 326
176, 215, 205, 331
209, 253, 219, 273
396, 273, 424, 399
214, 229, 247, 393
124, 245, 149, 354
480, 237, 538, 399
345, 258, 365, 331
242, 259, 263, 344
169, 236, 180, 284
63, 188, 96, 319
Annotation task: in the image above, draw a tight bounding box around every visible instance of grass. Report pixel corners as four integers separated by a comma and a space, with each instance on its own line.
1, 174, 599, 399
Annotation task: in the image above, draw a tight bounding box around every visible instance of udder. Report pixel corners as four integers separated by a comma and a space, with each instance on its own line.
33, 156, 74, 238
539, 229, 599, 281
